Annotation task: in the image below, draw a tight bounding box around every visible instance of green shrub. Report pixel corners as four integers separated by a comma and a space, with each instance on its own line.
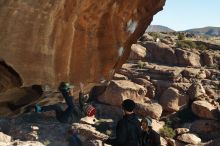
176, 40, 196, 49
137, 60, 145, 68
159, 125, 176, 138
197, 44, 207, 50
159, 118, 175, 138
148, 32, 161, 41
178, 33, 185, 40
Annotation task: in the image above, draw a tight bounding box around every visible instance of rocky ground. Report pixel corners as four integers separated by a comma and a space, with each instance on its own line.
0, 32, 220, 146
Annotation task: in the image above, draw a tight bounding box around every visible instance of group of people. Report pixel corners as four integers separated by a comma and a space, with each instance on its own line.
31, 82, 161, 146
104, 99, 161, 146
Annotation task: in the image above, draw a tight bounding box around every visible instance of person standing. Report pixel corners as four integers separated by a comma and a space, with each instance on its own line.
140, 116, 161, 146
104, 99, 142, 146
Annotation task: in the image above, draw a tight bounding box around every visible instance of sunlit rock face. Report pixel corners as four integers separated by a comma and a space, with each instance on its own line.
0, 0, 165, 115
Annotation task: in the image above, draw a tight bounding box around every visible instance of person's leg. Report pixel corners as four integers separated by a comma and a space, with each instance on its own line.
63, 94, 74, 109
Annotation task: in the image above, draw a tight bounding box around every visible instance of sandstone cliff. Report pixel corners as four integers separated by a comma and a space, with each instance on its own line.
0, 0, 165, 115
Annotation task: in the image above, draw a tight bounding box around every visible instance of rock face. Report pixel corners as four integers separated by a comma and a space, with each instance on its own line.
0, 0, 165, 115
0, 0, 165, 87
177, 133, 201, 145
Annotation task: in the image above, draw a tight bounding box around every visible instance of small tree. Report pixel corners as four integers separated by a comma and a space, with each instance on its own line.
178, 33, 185, 40
159, 118, 175, 138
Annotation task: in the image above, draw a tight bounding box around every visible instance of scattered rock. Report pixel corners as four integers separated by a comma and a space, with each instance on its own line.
129, 44, 147, 60
188, 82, 207, 100
0, 132, 12, 143
176, 48, 201, 67
131, 78, 155, 99
135, 102, 162, 119
97, 80, 147, 107
175, 128, 190, 135
166, 138, 185, 146
113, 73, 128, 80
191, 100, 216, 119
191, 120, 220, 141
143, 42, 178, 65
159, 87, 189, 112
177, 133, 201, 145
72, 123, 108, 141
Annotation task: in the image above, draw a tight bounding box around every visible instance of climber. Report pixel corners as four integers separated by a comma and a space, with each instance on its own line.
33, 82, 96, 124
104, 99, 142, 146
140, 116, 161, 146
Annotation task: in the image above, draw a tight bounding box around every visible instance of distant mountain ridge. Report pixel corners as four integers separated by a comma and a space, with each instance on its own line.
146, 25, 220, 36
184, 26, 220, 36
146, 25, 175, 32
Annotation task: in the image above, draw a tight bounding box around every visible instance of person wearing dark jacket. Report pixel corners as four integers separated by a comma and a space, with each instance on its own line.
34, 82, 96, 124
104, 99, 142, 146
141, 116, 161, 146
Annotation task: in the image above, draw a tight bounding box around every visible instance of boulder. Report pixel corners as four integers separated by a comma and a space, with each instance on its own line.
135, 102, 162, 120
152, 119, 165, 132
201, 52, 214, 66
94, 104, 123, 121
177, 133, 201, 145
131, 78, 155, 99
166, 138, 185, 146
188, 82, 207, 100
175, 128, 190, 135
182, 68, 206, 80
139, 33, 154, 42
129, 44, 147, 60
0, 132, 11, 143
10, 140, 45, 146
161, 137, 168, 146
191, 100, 216, 119
72, 123, 108, 141
191, 120, 220, 140
97, 80, 147, 106
176, 48, 201, 67
143, 42, 178, 65
159, 87, 189, 112
113, 73, 128, 80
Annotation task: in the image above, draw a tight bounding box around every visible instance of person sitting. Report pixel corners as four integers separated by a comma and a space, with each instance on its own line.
104, 99, 142, 146
33, 82, 96, 124
140, 116, 161, 146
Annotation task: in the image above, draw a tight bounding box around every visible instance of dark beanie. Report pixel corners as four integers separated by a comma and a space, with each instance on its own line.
122, 99, 135, 112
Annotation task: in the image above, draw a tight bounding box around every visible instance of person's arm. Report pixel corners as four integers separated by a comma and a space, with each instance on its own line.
116, 120, 127, 145
79, 91, 84, 109
79, 82, 85, 108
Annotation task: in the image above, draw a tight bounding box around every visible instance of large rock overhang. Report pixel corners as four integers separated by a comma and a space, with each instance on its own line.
0, 0, 165, 115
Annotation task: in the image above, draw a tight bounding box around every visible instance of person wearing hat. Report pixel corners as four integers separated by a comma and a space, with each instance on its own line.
140, 116, 161, 146
104, 99, 142, 146
34, 82, 96, 124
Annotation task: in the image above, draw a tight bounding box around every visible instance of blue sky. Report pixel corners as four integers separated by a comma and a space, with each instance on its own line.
151, 0, 220, 31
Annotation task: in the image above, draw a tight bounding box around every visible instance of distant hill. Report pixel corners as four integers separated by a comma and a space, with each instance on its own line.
146, 25, 175, 32
184, 26, 220, 36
